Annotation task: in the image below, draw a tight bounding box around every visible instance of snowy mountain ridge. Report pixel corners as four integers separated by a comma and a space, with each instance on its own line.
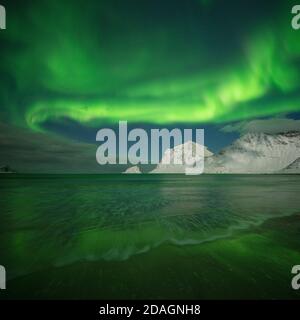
205, 131, 300, 173
150, 131, 300, 174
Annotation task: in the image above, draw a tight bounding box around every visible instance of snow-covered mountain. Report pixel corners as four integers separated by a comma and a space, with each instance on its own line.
205, 131, 300, 173
149, 132, 300, 174
151, 141, 213, 174
279, 157, 300, 174
123, 165, 141, 174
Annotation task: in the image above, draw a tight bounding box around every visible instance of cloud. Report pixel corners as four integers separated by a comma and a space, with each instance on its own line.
221, 118, 300, 134
0, 122, 124, 173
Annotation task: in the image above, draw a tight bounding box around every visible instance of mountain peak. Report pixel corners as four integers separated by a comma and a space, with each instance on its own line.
169, 141, 213, 157
151, 141, 213, 173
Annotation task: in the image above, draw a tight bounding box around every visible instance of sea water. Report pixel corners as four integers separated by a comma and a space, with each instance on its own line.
0, 174, 300, 299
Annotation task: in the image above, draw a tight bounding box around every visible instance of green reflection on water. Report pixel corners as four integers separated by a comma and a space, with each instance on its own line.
0, 174, 300, 299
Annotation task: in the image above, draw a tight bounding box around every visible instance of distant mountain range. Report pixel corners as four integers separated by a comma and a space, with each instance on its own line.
123, 165, 141, 174
0, 165, 16, 173
123, 131, 300, 174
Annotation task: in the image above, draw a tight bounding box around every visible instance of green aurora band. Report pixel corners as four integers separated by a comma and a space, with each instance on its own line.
1, 0, 300, 132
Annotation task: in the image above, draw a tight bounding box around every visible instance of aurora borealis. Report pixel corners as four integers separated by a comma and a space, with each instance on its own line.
0, 0, 300, 131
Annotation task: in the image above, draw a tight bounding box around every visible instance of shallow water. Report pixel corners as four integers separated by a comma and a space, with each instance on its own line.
0, 174, 300, 299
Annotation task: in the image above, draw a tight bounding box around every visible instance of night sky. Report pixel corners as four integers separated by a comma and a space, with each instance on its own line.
1, 0, 300, 172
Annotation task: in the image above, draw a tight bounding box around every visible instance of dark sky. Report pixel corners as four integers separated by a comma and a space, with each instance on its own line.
0, 0, 300, 172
